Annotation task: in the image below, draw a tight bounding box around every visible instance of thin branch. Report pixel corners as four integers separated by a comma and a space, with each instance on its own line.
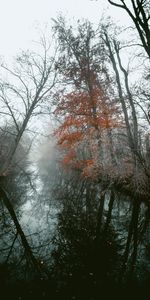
5, 231, 18, 263
108, 0, 125, 8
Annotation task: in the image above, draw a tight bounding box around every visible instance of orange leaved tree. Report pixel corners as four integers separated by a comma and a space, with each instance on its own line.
54, 86, 121, 178
53, 17, 123, 179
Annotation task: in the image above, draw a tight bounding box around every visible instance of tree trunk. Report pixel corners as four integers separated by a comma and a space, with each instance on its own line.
0, 186, 45, 276
95, 191, 105, 242
119, 198, 140, 282
103, 189, 115, 234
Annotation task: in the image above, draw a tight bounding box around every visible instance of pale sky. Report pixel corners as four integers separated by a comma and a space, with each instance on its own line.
0, 0, 131, 59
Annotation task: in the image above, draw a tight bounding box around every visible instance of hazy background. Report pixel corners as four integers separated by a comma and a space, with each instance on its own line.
0, 0, 131, 58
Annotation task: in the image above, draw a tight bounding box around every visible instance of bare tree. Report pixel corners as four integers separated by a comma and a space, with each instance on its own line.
102, 29, 150, 178
0, 35, 58, 176
108, 0, 150, 59
0, 33, 58, 274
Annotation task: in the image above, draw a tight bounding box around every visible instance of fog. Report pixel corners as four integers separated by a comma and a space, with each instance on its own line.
0, 2, 150, 298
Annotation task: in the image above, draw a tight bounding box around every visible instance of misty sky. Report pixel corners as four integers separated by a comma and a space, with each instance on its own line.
0, 0, 131, 59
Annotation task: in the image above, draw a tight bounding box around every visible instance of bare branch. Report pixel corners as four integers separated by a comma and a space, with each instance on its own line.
108, 0, 125, 8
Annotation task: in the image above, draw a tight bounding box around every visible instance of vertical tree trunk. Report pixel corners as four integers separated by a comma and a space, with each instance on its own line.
119, 198, 140, 282
129, 202, 140, 275
104, 32, 134, 155
95, 191, 105, 243
103, 189, 115, 234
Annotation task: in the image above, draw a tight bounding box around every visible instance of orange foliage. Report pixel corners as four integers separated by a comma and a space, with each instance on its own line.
54, 86, 121, 178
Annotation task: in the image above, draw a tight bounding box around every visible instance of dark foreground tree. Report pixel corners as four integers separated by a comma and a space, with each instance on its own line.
108, 0, 150, 59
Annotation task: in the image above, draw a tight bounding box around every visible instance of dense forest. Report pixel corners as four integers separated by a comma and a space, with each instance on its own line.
0, 1, 150, 299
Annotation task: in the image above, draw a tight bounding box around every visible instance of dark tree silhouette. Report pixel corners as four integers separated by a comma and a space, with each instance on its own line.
108, 0, 150, 59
